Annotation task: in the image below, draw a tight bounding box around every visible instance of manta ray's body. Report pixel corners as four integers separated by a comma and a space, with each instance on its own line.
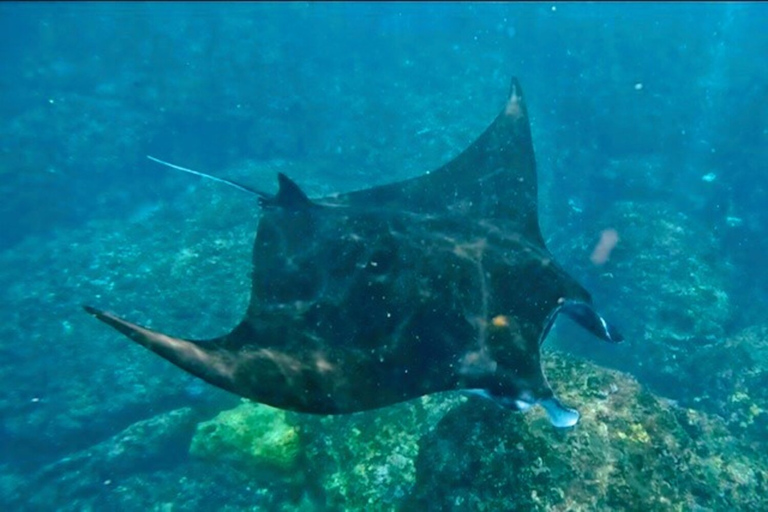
85, 78, 622, 427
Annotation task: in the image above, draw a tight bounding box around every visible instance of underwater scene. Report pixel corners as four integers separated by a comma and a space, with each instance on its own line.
1, 2, 767, 510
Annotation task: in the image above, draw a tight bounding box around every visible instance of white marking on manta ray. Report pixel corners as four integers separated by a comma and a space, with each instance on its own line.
477, 167, 508, 183
505, 85, 524, 120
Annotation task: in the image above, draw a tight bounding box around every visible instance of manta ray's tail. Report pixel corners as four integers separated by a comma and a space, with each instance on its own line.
82, 306, 237, 393
146, 155, 271, 198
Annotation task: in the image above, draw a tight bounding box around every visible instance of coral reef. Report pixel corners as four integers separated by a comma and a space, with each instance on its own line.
2, 305, 767, 511
1, 189, 766, 510
0, 205, 251, 467
1, 3, 766, 511
172, 350, 768, 511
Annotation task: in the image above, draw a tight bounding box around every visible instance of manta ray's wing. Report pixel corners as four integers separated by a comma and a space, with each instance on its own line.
328, 77, 544, 248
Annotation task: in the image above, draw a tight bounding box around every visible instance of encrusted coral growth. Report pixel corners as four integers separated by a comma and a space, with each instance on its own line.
5, 351, 767, 510
189, 401, 302, 473
298, 394, 462, 509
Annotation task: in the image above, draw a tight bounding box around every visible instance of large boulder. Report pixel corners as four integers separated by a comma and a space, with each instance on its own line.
298, 394, 462, 509
4, 408, 199, 510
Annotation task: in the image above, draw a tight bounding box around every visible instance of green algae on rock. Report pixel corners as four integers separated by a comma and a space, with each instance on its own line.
190, 401, 302, 473
298, 394, 463, 509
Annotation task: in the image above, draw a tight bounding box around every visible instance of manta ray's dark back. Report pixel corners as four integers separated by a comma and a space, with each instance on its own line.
84, 77, 623, 428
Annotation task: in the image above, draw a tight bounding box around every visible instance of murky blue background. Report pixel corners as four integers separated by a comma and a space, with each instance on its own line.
1, 2, 766, 510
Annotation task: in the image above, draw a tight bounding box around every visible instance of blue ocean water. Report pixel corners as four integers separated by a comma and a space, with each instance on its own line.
1, 2, 767, 510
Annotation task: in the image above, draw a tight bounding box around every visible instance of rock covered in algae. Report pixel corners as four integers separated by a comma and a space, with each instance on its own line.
680, 324, 768, 446
178, 349, 768, 511
189, 401, 302, 473
11, 350, 766, 511
289, 349, 767, 510
402, 351, 768, 511
297, 393, 463, 509
5, 408, 199, 510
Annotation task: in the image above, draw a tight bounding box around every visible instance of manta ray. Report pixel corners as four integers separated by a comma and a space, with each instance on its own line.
84, 78, 622, 428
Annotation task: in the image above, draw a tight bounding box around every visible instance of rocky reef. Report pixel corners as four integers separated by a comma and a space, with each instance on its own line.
404, 351, 768, 511
679, 324, 768, 447
3, 408, 200, 510
297, 349, 768, 510
542, 168, 768, 472
2, 3, 767, 511
8, 349, 764, 510
298, 394, 463, 509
